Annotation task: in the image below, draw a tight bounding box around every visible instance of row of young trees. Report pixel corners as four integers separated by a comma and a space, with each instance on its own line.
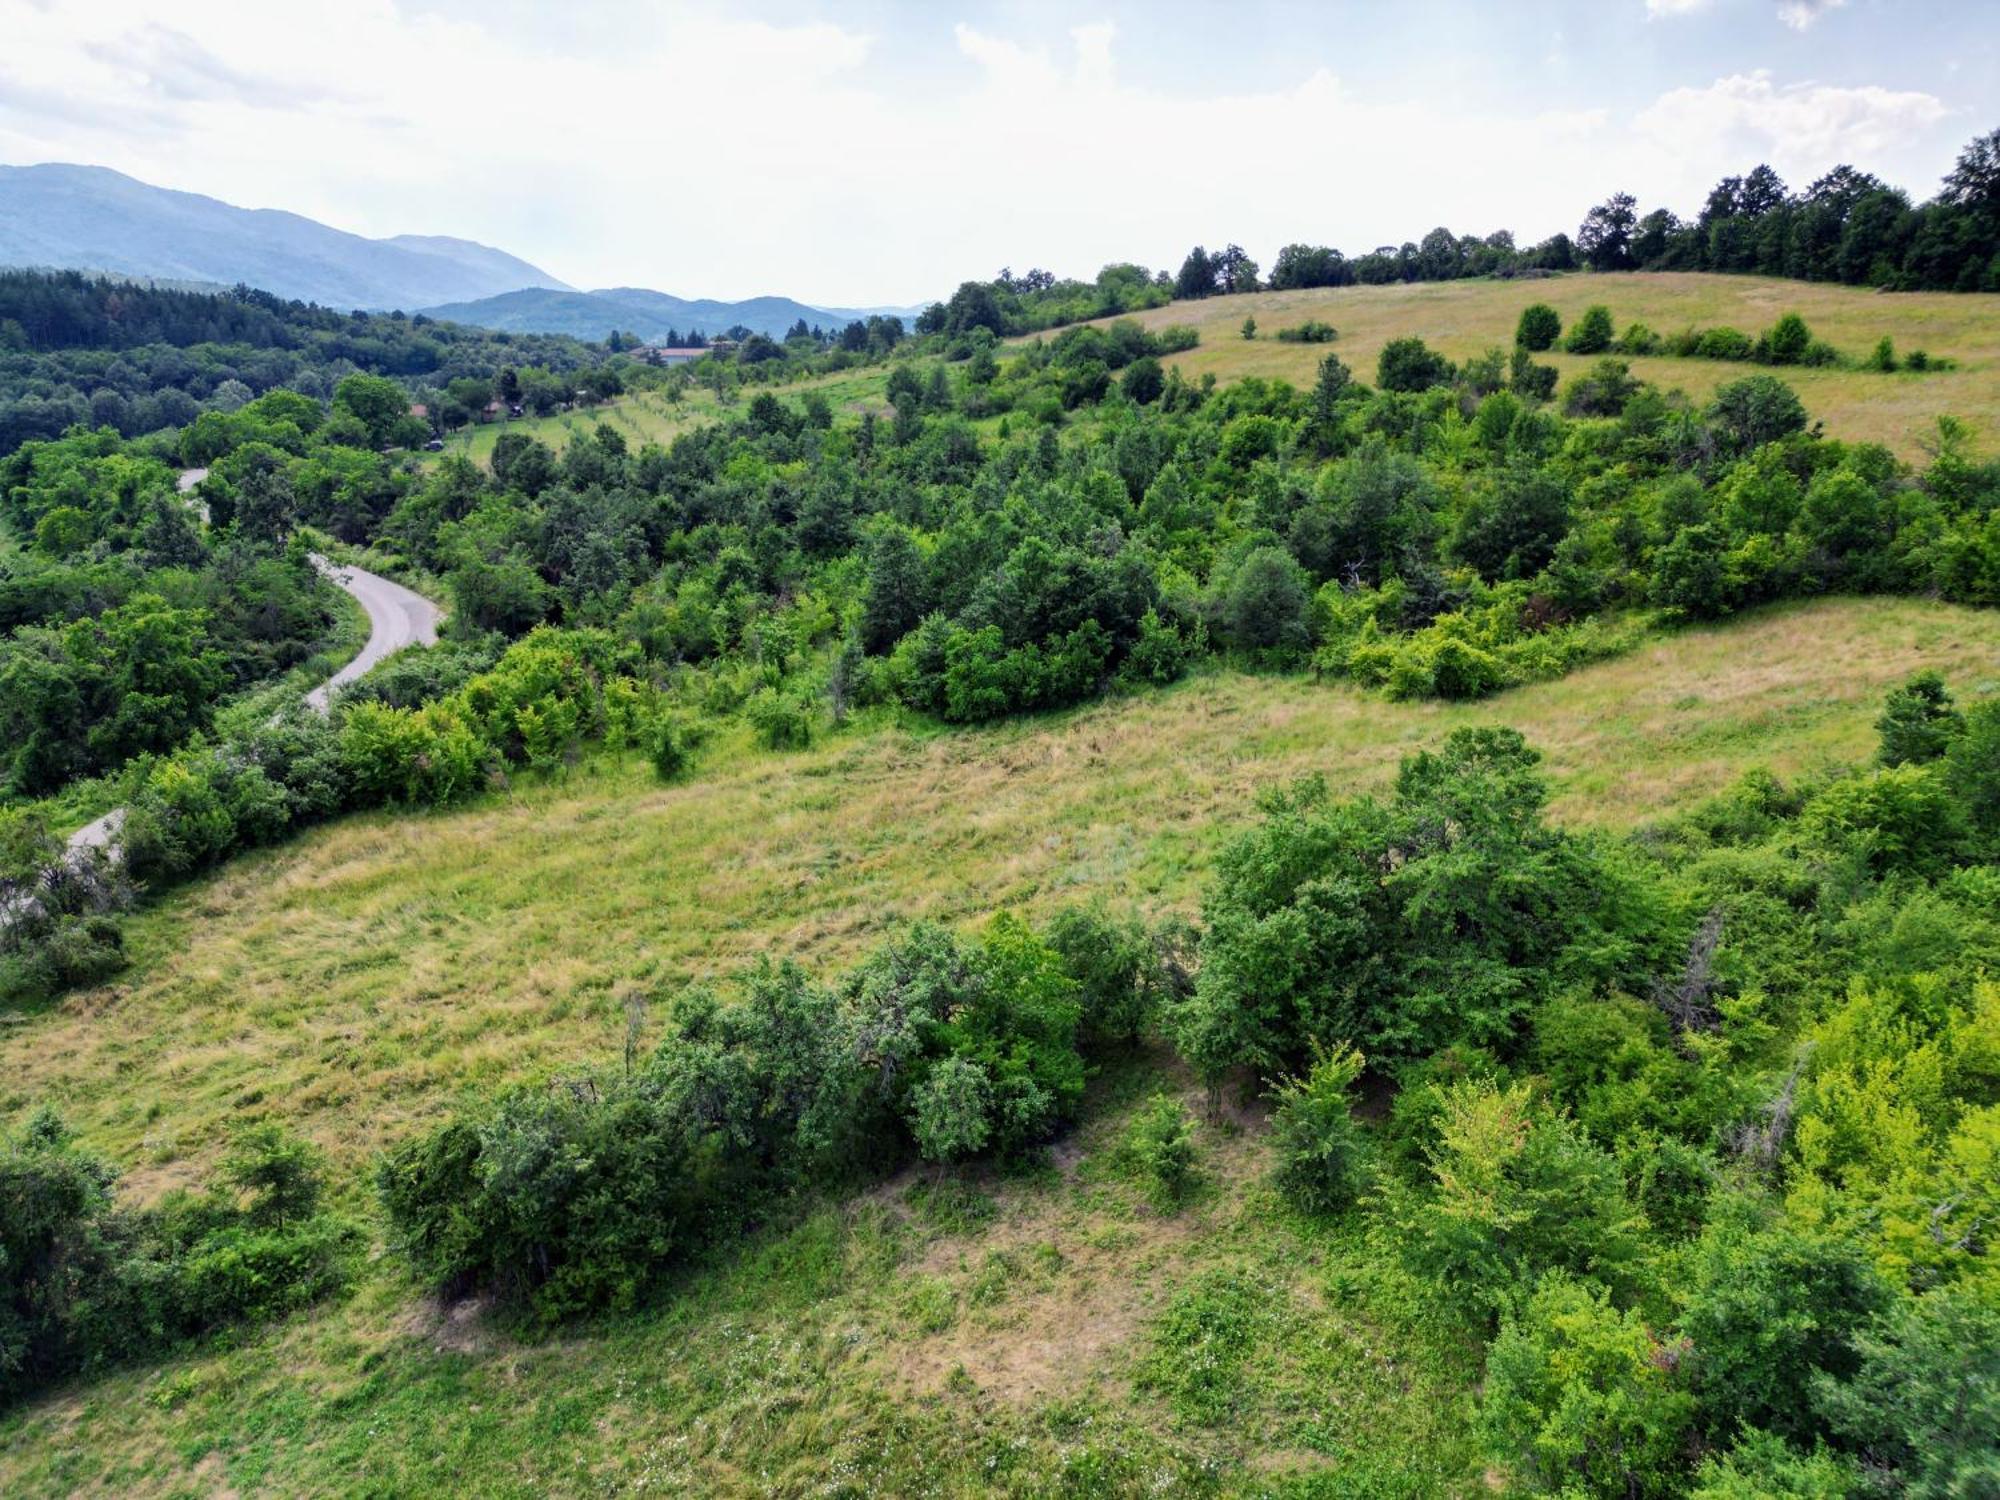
1170, 125, 2000, 296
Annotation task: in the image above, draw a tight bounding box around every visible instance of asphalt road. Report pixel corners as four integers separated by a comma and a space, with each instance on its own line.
305, 558, 442, 712
61, 526, 441, 854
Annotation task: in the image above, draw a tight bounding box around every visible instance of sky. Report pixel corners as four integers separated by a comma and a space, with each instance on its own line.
0, 0, 1994, 306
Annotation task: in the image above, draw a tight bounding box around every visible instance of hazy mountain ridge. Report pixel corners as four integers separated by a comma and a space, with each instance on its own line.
0, 163, 570, 311
420, 284, 929, 340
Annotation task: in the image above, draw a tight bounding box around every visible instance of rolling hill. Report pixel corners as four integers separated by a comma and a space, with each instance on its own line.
3, 596, 1996, 1495
1067, 270, 2000, 459
0, 163, 570, 311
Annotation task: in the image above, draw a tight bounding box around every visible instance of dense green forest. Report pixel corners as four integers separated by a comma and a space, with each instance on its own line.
0, 271, 609, 452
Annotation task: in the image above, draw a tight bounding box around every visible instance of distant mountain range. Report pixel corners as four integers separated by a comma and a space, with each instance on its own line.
0, 163, 569, 311
418, 285, 928, 341
0, 162, 926, 339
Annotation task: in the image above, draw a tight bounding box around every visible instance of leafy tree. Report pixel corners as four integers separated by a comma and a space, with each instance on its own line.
1815, 1290, 2000, 1498
1675, 1203, 1890, 1444
1175, 246, 1216, 299
860, 525, 931, 655
1220, 546, 1314, 660
1708, 375, 1809, 454
1578, 192, 1640, 271
332, 373, 409, 447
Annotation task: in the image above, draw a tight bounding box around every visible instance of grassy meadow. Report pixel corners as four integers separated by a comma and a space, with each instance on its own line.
428, 366, 899, 469
1076, 271, 2000, 459
3, 593, 1998, 1496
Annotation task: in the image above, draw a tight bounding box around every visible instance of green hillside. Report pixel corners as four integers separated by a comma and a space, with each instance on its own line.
4, 594, 1999, 1496
1063, 272, 2000, 459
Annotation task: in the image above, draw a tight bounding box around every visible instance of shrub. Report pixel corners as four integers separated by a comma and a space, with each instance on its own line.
1799, 765, 1965, 877
1764, 313, 1813, 366
1564, 305, 1615, 355
1515, 303, 1561, 352
1377, 337, 1453, 392
1695, 327, 1755, 361
1866, 336, 1897, 373
650, 713, 691, 780
1268, 1042, 1368, 1214
1173, 729, 1645, 1081
1119, 356, 1164, 405
1480, 1274, 1695, 1498
1125, 1094, 1198, 1208
746, 687, 815, 750
1618, 322, 1661, 356
0, 1113, 354, 1405
1275, 320, 1337, 344
910, 1057, 995, 1163
1876, 671, 1963, 766
1510, 347, 1559, 401
1381, 1080, 1647, 1316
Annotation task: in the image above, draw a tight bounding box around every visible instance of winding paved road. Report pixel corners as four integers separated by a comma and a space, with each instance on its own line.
305, 559, 442, 711
64, 472, 441, 854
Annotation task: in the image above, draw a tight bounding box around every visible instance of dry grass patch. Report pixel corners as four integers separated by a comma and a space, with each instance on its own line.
1059, 271, 2000, 458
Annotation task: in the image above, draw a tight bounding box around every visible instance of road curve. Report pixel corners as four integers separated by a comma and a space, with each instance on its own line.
62, 553, 440, 855
306, 558, 442, 712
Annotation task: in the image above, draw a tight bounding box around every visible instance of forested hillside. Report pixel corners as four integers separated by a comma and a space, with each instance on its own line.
0, 270, 609, 452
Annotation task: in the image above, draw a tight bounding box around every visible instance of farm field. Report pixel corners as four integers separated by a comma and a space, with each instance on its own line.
2, 592, 1996, 1497
1073, 271, 2000, 459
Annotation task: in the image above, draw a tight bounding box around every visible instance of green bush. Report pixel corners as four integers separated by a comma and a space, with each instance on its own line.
1876, 670, 1963, 766
1275, 320, 1338, 344
746, 687, 815, 750
1381, 1080, 1647, 1316
1564, 305, 1615, 355
1764, 313, 1813, 366
1267, 1042, 1368, 1213
1695, 327, 1756, 361
1377, 337, 1454, 392
1480, 1274, 1694, 1497
1515, 303, 1561, 352
0, 1113, 354, 1406
1125, 1094, 1198, 1208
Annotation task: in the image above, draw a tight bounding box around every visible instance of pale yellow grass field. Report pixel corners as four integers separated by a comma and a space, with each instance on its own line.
1078, 271, 2000, 458
6, 596, 1997, 1195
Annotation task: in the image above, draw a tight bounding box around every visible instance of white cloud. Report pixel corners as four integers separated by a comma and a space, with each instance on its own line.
0, 3, 1966, 304
1777, 0, 1845, 30
1645, 0, 1714, 18
1635, 70, 1949, 167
